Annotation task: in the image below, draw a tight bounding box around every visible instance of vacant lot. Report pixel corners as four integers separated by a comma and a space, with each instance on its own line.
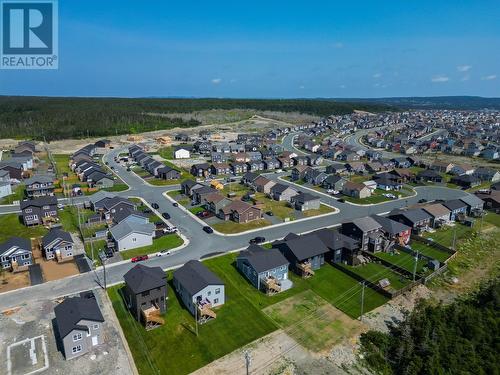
0, 214, 47, 243
119, 234, 183, 260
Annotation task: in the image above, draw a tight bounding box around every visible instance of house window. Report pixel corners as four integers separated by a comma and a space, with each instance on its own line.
215, 288, 220, 294
132, 238, 137, 242
207, 291, 211, 296
21, 254, 30, 260
73, 333, 82, 341
25, 208, 32, 213
93, 324, 99, 330
213, 298, 219, 304
72, 345, 82, 354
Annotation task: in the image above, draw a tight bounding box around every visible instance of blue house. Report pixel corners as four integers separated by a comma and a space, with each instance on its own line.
442, 199, 468, 221
236, 245, 292, 294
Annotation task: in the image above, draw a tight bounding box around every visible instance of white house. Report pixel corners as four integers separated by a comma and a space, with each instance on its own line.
109, 221, 155, 251
0, 181, 12, 199
174, 147, 191, 159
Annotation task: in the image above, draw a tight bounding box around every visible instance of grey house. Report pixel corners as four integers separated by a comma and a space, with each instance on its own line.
20, 195, 58, 226
270, 183, 298, 202
236, 245, 292, 294
322, 175, 346, 191
290, 192, 321, 211
459, 194, 484, 216
25, 175, 55, 198
173, 260, 225, 322
42, 228, 75, 262
109, 221, 155, 251
54, 294, 105, 360
0, 237, 32, 272
341, 217, 383, 253
442, 199, 468, 221
123, 264, 167, 329
273, 234, 329, 278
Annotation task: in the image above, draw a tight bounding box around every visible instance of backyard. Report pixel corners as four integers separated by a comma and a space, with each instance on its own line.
0, 213, 48, 243
374, 250, 428, 274
338, 262, 411, 291
119, 234, 184, 260
108, 251, 388, 374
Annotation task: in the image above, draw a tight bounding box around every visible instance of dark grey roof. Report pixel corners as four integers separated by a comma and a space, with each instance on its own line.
308, 228, 359, 251
0, 237, 31, 257
293, 192, 320, 203
271, 183, 290, 194
371, 215, 411, 235
181, 179, 197, 188
54, 296, 104, 339
392, 208, 432, 223
238, 245, 289, 273
443, 199, 468, 211
351, 217, 382, 232
417, 169, 441, 178
459, 194, 485, 207
124, 264, 166, 294
174, 260, 224, 295
112, 208, 148, 224
42, 228, 73, 248
20, 195, 57, 209
278, 235, 330, 261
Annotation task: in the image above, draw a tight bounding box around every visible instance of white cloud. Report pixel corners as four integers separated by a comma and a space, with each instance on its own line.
431, 75, 450, 83
373, 73, 382, 79
481, 74, 497, 81
457, 65, 471, 72
211, 78, 222, 85
333, 42, 344, 48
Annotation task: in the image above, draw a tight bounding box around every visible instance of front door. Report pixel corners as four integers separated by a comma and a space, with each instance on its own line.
92, 336, 98, 346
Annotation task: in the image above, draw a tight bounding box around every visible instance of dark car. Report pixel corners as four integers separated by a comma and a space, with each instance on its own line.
151, 203, 159, 209
265, 211, 274, 216
418, 199, 428, 203
162, 212, 171, 220
131, 255, 148, 263
249, 236, 265, 244
126, 167, 131, 171
337, 198, 345, 203
104, 248, 114, 258
202, 226, 214, 234
155, 221, 167, 228
172, 202, 178, 207
110, 166, 115, 170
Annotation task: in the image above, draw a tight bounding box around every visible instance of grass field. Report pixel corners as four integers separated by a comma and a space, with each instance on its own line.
0, 184, 25, 204
84, 239, 107, 266
0, 213, 48, 243
374, 250, 428, 273
409, 242, 452, 263
212, 219, 271, 234
108, 251, 388, 374
157, 146, 175, 160
343, 187, 413, 205
339, 262, 410, 290
119, 234, 183, 260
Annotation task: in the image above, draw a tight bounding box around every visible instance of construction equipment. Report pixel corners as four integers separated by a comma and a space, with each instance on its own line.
297, 261, 315, 278
141, 304, 165, 330
262, 276, 281, 295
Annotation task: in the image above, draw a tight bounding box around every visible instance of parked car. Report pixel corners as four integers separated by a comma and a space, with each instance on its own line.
156, 250, 171, 257
162, 212, 171, 220
57, 203, 64, 209
172, 202, 178, 207
104, 248, 114, 258
202, 226, 214, 233
418, 199, 428, 203
151, 203, 159, 209
143, 208, 152, 214
249, 236, 265, 244
126, 167, 131, 171
265, 211, 274, 216
197, 211, 211, 218
337, 198, 345, 203
165, 226, 177, 233
131, 255, 148, 263
155, 221, 167, 228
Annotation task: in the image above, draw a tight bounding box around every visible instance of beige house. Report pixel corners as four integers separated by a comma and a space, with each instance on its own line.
342, 181, 372, 199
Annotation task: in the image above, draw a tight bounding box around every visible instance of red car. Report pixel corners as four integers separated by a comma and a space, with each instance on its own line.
131, 255, 148, 263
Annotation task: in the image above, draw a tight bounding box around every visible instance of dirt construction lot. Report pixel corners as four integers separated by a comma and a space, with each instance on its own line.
0, 289, 136, 375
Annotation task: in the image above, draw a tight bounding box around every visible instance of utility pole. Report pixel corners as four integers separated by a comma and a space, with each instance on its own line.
359, 281, 365, 321
412, 248, 420, 282
195, 306, 198, 337
244, 351, 251, 375
452, 226, 457, 250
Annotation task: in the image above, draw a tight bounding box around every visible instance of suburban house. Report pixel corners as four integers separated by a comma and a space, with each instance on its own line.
373, 173, 403, 190
389, 208, 432, 234
307, 228, 360, 264
253, 176, 276, 194
109, 220, 155, 251
236, 244, 292, 294
459, 195, 484, 216
94, 139, 111, 148
342, 181, 371, 199
449, 163, 475, 176
304, 169, 328, 185
54, 294, 105, 360
341, 217, 383, 253
273, 234, 329, 278
474, 167, 500, 182
0, 180, 11, 198
290, 166, 311, 181
322, 175, 347, 192
270, 183, 298, 202
450, 174, 481, 189
430, 161, 454, 173
210, 163, 231, 176
241, 172, 259, 186
94, 197, 136, 222
416, 169, 443, 183
290, 192, 321, 211
0, 237, 32, 272
191, 185, 218, 204
475, 190, 500, 211
203, 193, 232, 215
422, 203, 452, 227
20, 196, 58, 226
230, 161, 247, 175
371, 215, 411, 246
123, 264, 167, 329
25, 175, 55, 198
111, 208, 149, 226
190, 163, 210, 177
219, 200, 262, 223
157, 165, 181, 180
442, 199, 468, 221
87, 171, 114, 189
42, 228, 75, 262
180, 179, 203, 196
173, 260, 225, 322
174, 146, 191, 159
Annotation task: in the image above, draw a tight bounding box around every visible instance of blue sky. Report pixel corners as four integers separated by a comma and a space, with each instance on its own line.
0, 0, 499, 98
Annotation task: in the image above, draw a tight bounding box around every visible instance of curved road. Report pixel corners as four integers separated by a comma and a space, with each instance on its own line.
0, 129, 469, 310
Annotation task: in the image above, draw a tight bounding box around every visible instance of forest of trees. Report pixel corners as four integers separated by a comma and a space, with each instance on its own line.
0, 96, 393, 141
360, 278, 500, 375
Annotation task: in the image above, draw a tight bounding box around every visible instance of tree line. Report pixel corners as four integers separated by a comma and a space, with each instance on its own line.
0, 96, 393, 141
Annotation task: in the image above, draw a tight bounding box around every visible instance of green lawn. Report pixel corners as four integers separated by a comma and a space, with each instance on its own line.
339, 262, 410, 291
103, 183, 128, 192
0, 184, 25, 204
344, 187, 414, 205
119, 234, 183, 260
302, 204, 335, 217
189, 206, 205, 215
426, 223, 475, 248
254, 192, 296, 220
212, 219, 271, 234
157, 146, 175, 160
58, 206, 94, 234
374, 251, 428, 274
84, 239, 106, 266
409, 242, 452, 263
0, 213, 48, 243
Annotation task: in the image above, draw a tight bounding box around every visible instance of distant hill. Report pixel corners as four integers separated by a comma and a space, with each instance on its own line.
0, 96, 393, 141
333, 96, 500, 110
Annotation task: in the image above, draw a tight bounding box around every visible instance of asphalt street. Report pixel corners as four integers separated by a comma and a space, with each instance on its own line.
0, 129, 471, 310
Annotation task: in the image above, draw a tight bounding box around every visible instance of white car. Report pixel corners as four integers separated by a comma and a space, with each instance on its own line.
57, 203, 64, 209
